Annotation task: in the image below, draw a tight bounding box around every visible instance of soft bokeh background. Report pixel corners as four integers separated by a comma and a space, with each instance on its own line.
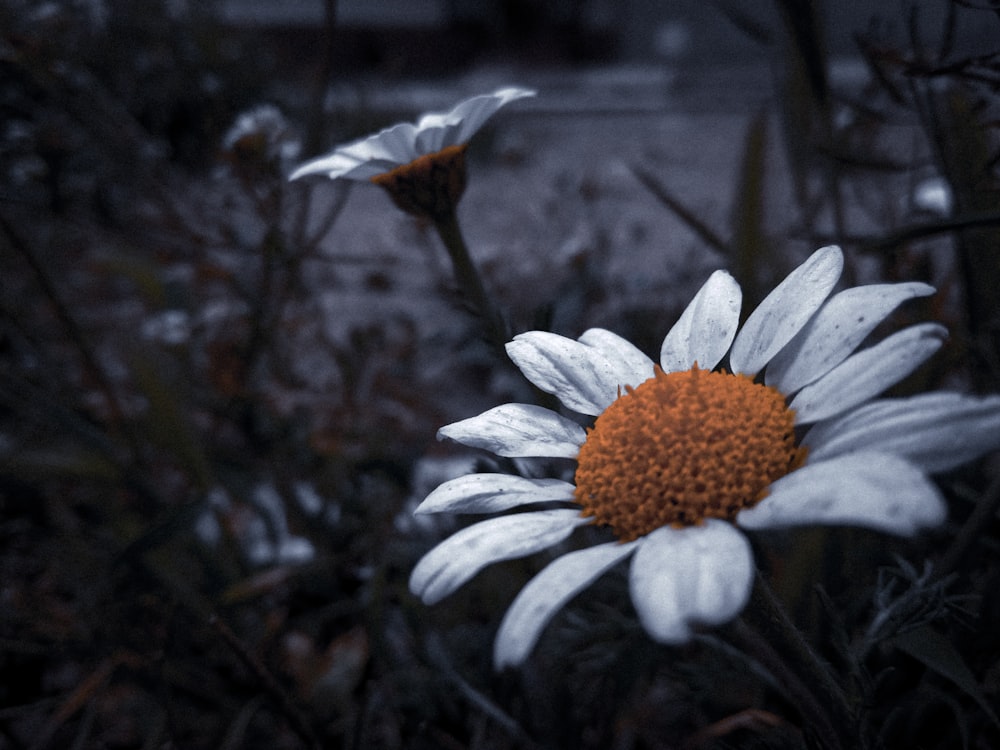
2, 1, 999, 748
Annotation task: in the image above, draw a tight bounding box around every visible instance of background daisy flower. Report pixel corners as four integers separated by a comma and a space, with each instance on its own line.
289, 86, 536, 351
289, 86, 536, 220
409, 245, 1000, 669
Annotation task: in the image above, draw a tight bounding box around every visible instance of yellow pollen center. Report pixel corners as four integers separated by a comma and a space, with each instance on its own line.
370, 143, 468, 221
574, 365, 807, 541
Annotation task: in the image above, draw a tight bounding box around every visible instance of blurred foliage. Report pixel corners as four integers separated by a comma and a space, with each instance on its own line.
0, 0, 999, 749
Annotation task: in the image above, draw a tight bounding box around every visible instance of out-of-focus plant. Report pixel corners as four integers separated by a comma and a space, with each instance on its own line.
289, 87, 536, 353
847, 1, 1000, 392
0, 3, 445, 748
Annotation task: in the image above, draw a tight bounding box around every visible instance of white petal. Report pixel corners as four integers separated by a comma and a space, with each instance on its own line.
790, 323, 947, 424
290, 123, 419, 181
289, 149, 384, 181
289, 88, 534, 182
506, 331, 642, 415
415, 473, 577, 514
729, 245, 844, 376
438, 403, 586, 458
411, 87, 535, 153
493, 541, 637, 669
409, 509, 589, 605
660, 270, 742, 372
348, 122, 421, 164
766, 282, 936, 393
804, 392, 1000, 473
413, 122, 453, 155
578, 328, 656, 388
449, 87, 536, 145
737, 453, 946, 535
629, 520, 754, 644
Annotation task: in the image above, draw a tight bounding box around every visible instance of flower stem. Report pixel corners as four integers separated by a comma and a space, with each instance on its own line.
433, 211, 510, 351
745, 571, 856, 748
729, 619, 843, 750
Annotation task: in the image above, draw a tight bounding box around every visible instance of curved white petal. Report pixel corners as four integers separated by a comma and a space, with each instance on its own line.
493, 541, 638, 669
411, 87, 535, 153
438, 403, 586, 458
413, 123, 453, 155
290, 87, 534, 181
629, 520, 754, 644
360, 121, 421, 163
729, 245, 844, 376
766, 282, 936, 393
790, 323, 947, 424
804, 392, 1000, 473
409, 509, 589, 605
289, 149, 383, 181
660, 270, 742, 372
415, 473, 578, 514
450, 87, 536, 145
737, 453, 946, 535
506, 331, 641, 415
304, 122, 421, 179
578, 328, 656, 388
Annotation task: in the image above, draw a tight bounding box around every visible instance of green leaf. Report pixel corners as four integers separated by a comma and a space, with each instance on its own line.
891, 624, 999, 727
729, 108, 770, 312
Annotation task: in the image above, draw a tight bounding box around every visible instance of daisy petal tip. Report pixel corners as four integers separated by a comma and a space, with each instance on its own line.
493, 634, 530, 671
407, 565, 439, 605
288, 160, 324, 181
814, 243, 844, 267
498, 86, 537, 101
630, 522, 754, 645
739, 453, 948, 536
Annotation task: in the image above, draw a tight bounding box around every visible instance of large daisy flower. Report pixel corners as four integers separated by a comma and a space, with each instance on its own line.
289, 87, 535, 220
409, 245, 1000, 669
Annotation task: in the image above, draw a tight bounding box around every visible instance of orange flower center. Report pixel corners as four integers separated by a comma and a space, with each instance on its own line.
574, 366, 807, 541
370, 143, 468, 221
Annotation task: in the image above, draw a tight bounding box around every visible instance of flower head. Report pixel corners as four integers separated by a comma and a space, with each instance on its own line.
408, 245, 1000, 668
289, 87, 535, 220
223, 104, 300, 174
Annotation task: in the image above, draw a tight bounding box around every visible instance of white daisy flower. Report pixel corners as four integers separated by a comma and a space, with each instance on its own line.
222, 103, 300, 170
289, 87, 535, 220
408, 245, 1000, 669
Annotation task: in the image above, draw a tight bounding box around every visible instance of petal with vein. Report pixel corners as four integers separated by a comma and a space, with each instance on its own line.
766, 282, 936, 393
660, 270, 742, 372
790, 323, 947, 424
737, 453, 946, 535
494, 541, 637, 668
358, 122, 420, 163
438, 403, 586, 458
804, 392, 1000, 473
414, 123, 452, 155
409, 509, 589, 605
289, 149, 376, 181
415, 473, 578, 514
629, 521, 753, 644
730, 245, 843, 376
578, 328, 656, 388
451, 87, 536, 145
507, 332, 630, 415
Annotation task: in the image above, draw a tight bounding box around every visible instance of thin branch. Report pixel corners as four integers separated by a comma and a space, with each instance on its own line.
629, 163, 730, 255
209, 615, 323, 750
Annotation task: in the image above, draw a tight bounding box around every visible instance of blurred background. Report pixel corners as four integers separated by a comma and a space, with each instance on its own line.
2, 1, 999, 748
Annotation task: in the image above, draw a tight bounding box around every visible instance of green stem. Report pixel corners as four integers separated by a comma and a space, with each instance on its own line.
746, 571, 856, 748
729, 619, 843, 750
433, 211, 510, 352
